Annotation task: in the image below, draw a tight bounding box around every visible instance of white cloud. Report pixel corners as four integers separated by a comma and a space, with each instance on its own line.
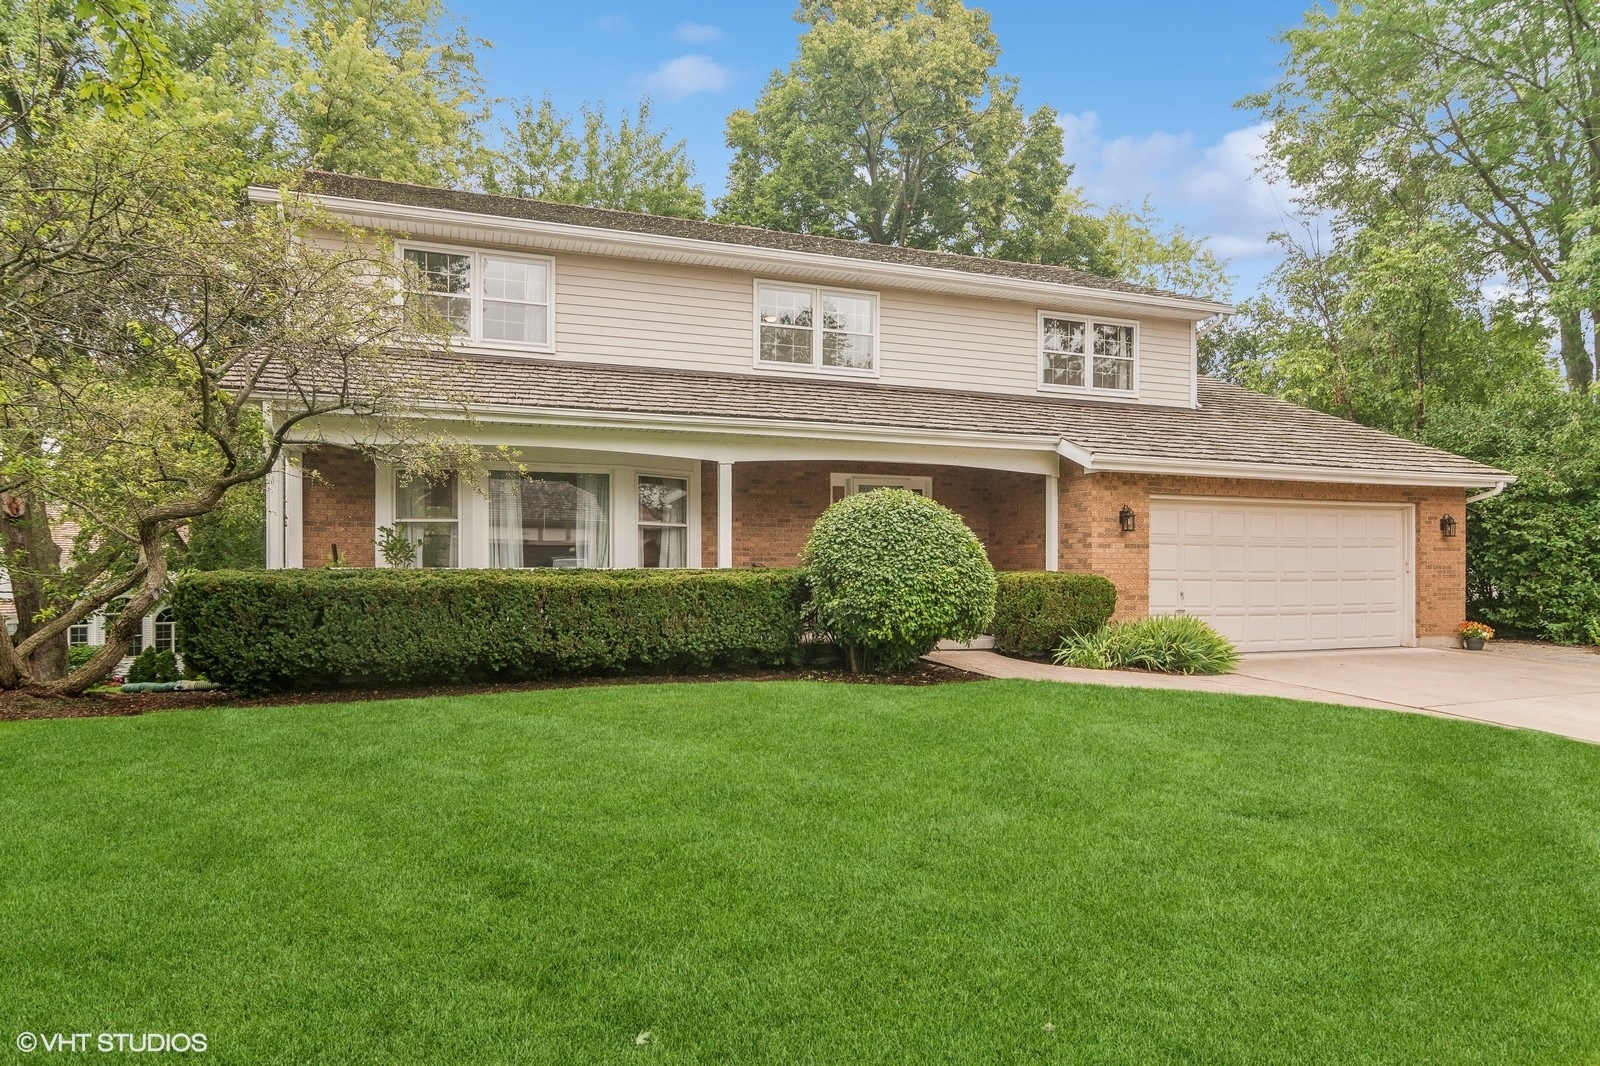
673, 22, 723, 43
1061, 114, 1307, 293
598, 14, 630, 32
642, 54, 732, 100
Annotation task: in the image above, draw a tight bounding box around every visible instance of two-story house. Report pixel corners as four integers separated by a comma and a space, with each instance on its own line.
248, 172, 1511, 654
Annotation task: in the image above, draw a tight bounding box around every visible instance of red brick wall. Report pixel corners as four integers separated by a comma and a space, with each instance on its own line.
301, 446, 376, 568
1055, 460, 1466, 639
700, 460, 719, 568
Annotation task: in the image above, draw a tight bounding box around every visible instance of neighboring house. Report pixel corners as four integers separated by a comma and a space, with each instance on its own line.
249, 172, 1512, 654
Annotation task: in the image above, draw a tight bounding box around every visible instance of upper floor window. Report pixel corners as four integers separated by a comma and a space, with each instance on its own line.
402, 246, 552, 349
756, 282, 877, 373
1040, 314, 1137, 395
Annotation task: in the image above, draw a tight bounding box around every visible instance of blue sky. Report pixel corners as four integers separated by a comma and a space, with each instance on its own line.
452, 1, 1316, 296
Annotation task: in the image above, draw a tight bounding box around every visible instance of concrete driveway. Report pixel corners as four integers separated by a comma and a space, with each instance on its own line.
925, 642, 1600, 744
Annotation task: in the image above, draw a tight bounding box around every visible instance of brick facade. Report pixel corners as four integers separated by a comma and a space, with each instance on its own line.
1055, 459, 1466, 639
301, 446, 376, 568
294, 446, 1468, 641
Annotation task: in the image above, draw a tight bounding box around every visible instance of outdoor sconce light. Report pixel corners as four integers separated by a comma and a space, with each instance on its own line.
1439, 514, 1457, 538
1118, 505, 1136, 533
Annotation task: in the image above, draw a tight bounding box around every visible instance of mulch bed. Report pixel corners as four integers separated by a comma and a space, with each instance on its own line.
0, 660, 982, 723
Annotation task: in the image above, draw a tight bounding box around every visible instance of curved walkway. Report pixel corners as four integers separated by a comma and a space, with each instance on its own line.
925, 643, 1600, 744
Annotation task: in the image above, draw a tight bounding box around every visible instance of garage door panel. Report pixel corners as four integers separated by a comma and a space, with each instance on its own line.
1150, 499, 1410, 653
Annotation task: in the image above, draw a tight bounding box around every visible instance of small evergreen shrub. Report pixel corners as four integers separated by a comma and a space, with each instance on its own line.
991, 572, 1117, 658
803, 489, 996, 671
1054, 616, 1240, 675
172, 568, 810, 694
128, 647, 180, 683
67, 644, 102, 671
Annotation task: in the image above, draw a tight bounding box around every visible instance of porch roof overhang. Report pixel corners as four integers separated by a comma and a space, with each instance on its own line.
268, 357, 1514, 491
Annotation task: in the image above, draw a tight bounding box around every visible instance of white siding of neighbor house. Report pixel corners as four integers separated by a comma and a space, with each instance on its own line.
350, 227, 1200, 407
552, 253, 1199, 407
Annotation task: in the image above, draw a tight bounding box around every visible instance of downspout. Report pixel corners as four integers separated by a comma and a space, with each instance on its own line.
1466, 480, 1509, 505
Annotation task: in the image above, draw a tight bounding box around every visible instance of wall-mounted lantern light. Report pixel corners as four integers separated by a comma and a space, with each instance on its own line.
1118, 505, 1136, 533
1439, 514, 1457, 538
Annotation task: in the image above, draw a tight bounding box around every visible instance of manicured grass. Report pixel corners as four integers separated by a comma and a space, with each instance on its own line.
2, 681, 1599, 1064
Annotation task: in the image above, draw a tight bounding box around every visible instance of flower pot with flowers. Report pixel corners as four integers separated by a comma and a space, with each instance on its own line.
1457, 620, 1494, 651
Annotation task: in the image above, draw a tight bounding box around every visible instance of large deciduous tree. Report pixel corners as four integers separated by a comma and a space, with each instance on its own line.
0, 118, 468, 693
1246, 0, 1600, 391
716, 0, 1113, 273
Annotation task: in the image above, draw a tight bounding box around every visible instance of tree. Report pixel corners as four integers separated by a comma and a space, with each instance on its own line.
485, 96, 706, 217
716, 0, 1112, 273
1246, 0, 1600, 391
1103, 198, 1232, 301
0, 116, 469, 694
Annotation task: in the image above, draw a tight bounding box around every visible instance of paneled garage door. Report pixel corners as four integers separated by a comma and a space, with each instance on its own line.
1148, 499, 1411, 653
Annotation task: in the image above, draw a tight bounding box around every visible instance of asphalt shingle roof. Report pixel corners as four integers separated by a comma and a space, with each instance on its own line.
293, 171, 1218, 305
414, 355, 1509, 484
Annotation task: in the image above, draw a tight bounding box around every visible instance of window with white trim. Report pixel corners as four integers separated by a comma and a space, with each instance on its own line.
154, 608, 176, 653
757, 283, 877, 372
396, 474, 459, 568
68, 623, 92, 646
638, 475, 689, 568
830, 473, 932, 503
489, 471, 611, 569
1040, 314, 1136, 394
402, 247, 552, 348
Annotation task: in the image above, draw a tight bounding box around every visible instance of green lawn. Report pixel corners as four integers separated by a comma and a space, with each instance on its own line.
3, 681, 1599, 1064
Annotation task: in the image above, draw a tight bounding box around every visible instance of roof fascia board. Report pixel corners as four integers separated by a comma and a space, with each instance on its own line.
1057, 442, 1513, 489
248, 186, 1233, 319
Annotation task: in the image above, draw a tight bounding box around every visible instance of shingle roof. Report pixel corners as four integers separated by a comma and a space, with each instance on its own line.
404, 355, 1509, 485
292, 171, 1220, 306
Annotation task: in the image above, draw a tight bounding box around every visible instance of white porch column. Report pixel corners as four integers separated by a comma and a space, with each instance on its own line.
265, 451, 286, 569
1044, 474, 1060, 571
283, 448, 305, 569
717, 461, 734, 569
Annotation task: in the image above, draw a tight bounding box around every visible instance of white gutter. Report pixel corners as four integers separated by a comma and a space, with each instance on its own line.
1466, 480, 1510, 504
1056, 441, 1515, 491
248, 186, 1234, 320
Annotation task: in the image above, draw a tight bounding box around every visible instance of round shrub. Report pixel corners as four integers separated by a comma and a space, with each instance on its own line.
802, 488, 996, 671
992, 572, 1117, 658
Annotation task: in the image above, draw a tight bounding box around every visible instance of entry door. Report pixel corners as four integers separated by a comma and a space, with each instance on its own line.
1148, 499, 1410, 653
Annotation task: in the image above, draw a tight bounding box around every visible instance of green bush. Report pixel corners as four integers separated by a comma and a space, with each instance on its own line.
802, 488, 996, 671
991, 572, 1117, 658
67, 644, 102, 672
127, 647, 180, 683
172, 568, 810, 694
1054, 616, 1240, 675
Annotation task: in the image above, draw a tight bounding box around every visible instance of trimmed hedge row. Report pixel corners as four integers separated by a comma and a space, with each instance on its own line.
172, 568, 809, 694
991, 572, 1118, 658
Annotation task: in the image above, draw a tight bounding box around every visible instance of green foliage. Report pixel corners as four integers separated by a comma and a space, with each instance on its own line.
172, 568, 811, 694
1423, 391, 1600, 643
1103, 197, 1232, 300
1054, 616, 1240, 675
374, 525, 416, 569
803, 489, 996, 671
179, 481, 266, 571
486, 96, 705, 217
717, 0, 1113, 273
127, 647, 180, 683
67, 644, 103, 671
990, 572, 1117, 659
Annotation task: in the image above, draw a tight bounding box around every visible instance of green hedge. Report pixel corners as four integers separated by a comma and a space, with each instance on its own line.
991, 572, 1117, 658
172, 568, 809, 694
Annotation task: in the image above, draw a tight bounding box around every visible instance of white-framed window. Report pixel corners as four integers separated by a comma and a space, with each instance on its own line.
104, 599, 143, 655
830, 473, 933, 503
153, 608, 175, 653
1039, 313, 1138, 395
396, 473, 460, 568
401, 244, 553, 350
637, 475, 689, 568
755, 281, 878, 373
488, 471, 611, 569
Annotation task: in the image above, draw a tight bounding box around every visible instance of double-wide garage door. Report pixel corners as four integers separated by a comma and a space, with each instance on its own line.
1149, 498, 1411, 653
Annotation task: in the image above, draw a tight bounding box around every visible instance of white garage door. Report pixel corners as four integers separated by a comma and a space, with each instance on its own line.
1149, 499, 1411, 653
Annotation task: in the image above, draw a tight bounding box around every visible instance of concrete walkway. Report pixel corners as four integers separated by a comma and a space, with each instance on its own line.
925, 644, 1600, 744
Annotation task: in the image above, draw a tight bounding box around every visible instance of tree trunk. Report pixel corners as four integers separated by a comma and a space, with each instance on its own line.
48, 530, 168, 696
0, 488, 67, 682
1558, 311, 1594, 393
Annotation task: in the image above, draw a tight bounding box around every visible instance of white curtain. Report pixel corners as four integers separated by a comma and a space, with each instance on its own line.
488, 474, 523, 568
573, 473, 610, 567
656, 527, 686, 568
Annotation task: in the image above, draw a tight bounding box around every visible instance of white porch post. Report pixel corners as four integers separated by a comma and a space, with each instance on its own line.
265, 451, 286, 569
1044, 474, 1060, 571
283, 448, 304, 570
717, 461, 734, 569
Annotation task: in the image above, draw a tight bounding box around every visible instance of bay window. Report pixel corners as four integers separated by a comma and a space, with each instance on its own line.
396, 475, 459, 568
402, 246, 552, 349
756, 282, 876, 372
1040, 314, 1137, 395
489, 471, 611, 569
